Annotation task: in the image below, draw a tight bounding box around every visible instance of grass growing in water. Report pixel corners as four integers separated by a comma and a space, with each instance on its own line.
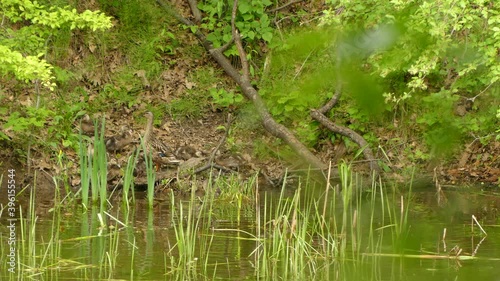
139, 137, 156, 208
2, 160, 416, 280
78, 116, 109, 208
251, 162, 412, 280
166, 182, 216, 278
78, 128, 90, 207
122, 148, 140, 208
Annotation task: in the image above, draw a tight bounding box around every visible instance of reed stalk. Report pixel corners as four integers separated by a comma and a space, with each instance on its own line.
139, 137, 155, 207
122, 148, 140, 208
78, 129, 90, 207
88, 116, 108, 207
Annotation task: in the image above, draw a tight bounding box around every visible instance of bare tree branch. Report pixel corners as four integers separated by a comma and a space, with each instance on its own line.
318, 84, 342, 114
156, 0, 327, 170
231, 0, 250, 80
187, 0, 202, 23
311, 107, 380, 174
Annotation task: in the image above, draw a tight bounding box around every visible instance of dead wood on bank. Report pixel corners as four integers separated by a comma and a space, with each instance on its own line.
311, 86, 380, 174
156, 0, 381, 177
157, 0, 326, 171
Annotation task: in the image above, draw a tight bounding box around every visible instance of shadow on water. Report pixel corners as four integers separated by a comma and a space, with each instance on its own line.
1, 173, 500, 280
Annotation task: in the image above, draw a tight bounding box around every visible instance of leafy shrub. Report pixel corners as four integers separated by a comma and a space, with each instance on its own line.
199, 0, 273, 56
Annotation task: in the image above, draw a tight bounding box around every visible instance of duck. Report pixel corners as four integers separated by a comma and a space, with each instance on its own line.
143, 112, 181, 168
106, 125, 137, 152
80, 114, 95, 136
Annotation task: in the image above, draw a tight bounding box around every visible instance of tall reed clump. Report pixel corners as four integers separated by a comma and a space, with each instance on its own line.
166, 183, 215, 278
78, 128, 90, 207
122, 148, 140, 208
91, 117, 108, 208
139, 137, 155, 207
253, 162, 412, 280
78, 116, 108, 208
255, 170, 333, 280
382, 171, 412, 251
337, 161, 363, 261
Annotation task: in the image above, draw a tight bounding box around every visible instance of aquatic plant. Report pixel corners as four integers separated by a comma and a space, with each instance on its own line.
140, 137, 156, 208
166, 184, 214, 276
122, 148, 140, 208
78, 128, 90, 207
1, 161, 431, 280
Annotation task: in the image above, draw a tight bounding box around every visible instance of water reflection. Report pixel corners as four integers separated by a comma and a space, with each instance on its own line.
1, 186, 499, 280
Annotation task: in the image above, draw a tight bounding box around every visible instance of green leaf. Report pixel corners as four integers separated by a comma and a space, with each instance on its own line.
262, 32, 273, 42
238, 1, 251, 14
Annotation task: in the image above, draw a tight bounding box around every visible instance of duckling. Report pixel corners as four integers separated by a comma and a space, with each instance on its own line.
216, 154, 244, 170
107, 160, 122, 183
80, 114, 95, 136
106, 125, 137, 152
175, 145, 199, 160
143, 112, 181, 168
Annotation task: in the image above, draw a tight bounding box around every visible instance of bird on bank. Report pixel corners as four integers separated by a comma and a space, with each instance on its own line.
175, 145, 201, 160
80, 114, 95, 136
106, 125, 137, 152
143, 111, 181, 168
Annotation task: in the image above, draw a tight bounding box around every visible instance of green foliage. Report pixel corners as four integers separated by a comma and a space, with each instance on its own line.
260, 29, 339, 124
2, 0, 112, 30
99, 0, 178, 77
99, 0, 154, 36
0, 0, 112, 89
3, 100, 84, 150
210, 88, 243, 108
167, 97, 205, 120
322, 0, 499, 118
258, 0, 500, 159
0, 45, 55, 90
4, 108, 53, 133
199, 0, 273, 55
270, 0, 500, 158
100, 84, 140, 109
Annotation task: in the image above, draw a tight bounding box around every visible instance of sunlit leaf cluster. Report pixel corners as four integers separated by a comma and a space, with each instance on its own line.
199, 0, 273, 55
0, 0, 112, 89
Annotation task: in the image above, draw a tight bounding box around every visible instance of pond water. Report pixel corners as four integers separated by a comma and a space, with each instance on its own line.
1, 183, 500, 280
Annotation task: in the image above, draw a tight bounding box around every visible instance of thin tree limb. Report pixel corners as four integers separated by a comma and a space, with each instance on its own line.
231, 0, 250, 80
318, 83, 342, 114
311, 108, 380, 174
218, 38, 234, 53
207, 114, 234, 166
187, 0, 202, 23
